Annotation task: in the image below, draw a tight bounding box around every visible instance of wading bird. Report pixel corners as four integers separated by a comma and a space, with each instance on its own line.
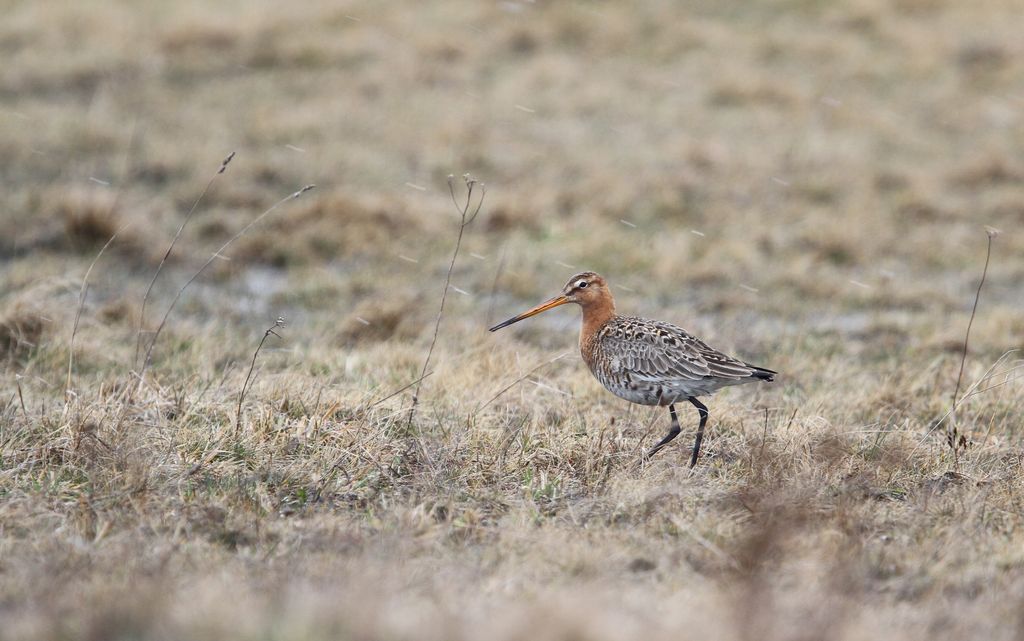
489, 272, 775, 466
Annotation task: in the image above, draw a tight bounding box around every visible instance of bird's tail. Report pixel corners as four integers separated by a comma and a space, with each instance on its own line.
749, 366, 776, 382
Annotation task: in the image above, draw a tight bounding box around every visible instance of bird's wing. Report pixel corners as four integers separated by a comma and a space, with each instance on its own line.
601, 317, 759, 383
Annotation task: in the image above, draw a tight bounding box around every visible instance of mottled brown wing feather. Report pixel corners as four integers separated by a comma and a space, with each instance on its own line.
601, 316, 761, 383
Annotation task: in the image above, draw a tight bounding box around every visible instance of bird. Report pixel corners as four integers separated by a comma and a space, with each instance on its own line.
488, 271, 775, 466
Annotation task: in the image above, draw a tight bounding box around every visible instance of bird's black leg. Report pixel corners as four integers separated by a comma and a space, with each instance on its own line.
646, 404, 681, 459
688, 397, 710, 467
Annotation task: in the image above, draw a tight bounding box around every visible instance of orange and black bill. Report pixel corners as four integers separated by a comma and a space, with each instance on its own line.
488, 295, 569, 332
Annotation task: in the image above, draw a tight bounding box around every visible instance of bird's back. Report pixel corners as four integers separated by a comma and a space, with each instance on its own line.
581, 315, 774, 406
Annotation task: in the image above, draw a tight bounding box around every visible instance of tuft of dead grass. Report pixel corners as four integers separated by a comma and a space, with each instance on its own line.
51, 188, 122, 248
948, 155, 1023, 189
0, 305, 45, 361
338, 297, 424, 344
235, 192, 413, 266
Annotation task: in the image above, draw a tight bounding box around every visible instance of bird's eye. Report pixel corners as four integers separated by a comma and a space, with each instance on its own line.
577, 280, 588, 289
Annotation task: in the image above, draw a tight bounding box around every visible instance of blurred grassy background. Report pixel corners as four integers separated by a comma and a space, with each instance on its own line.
1, 1, 1023, 639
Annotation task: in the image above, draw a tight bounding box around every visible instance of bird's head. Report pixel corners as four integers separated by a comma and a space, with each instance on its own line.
488, 271, 613, 331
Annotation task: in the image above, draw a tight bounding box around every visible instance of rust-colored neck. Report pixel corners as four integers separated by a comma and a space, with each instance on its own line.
579, 294, 616, 347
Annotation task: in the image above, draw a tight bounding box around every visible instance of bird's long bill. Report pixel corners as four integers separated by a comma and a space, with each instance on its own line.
488, 295, 569, 332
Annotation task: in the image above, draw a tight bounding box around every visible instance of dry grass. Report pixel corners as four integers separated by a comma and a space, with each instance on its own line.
2, 1, 1024, 639
0, 306, 46, 362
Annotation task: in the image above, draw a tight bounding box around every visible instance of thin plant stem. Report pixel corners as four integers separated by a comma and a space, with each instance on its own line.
136, 185, 315, 395
236, 317, 284, 436
406, 174, 485, 429
136, 151, 235, 369
952, 229, 996, 407
915, 349, 1017, 454
369, 371, 434, 408
15, 375, 27, 415
486, 241, 508, 328
473, 353, 568, 417
66, 125, 138, 399
946, 228, 998, 470
66, 223, 131, 398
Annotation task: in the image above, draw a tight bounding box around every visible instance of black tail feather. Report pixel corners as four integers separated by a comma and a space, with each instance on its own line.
750, 366, 776, 382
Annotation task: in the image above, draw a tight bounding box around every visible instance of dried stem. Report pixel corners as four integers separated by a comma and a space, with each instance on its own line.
486, 241, 508, 328
951, 229, 996, 407
66, 126, 138, 399
473, 353, 568, 417
405, 174, 485, 429
16, 375, 27, 415
136, 151, 235, 369
136, 184, 315, 395
236, 317, 285, 436
915, 349, 1017, 454
66, 223, 130, 398
369, 371, 434, 408
946, 227, 998, 468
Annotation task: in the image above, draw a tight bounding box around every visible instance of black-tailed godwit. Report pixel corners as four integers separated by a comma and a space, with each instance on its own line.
489, 271, 776, 466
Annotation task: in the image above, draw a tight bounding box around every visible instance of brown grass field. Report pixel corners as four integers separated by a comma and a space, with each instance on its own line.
2, 1, 1024, 639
